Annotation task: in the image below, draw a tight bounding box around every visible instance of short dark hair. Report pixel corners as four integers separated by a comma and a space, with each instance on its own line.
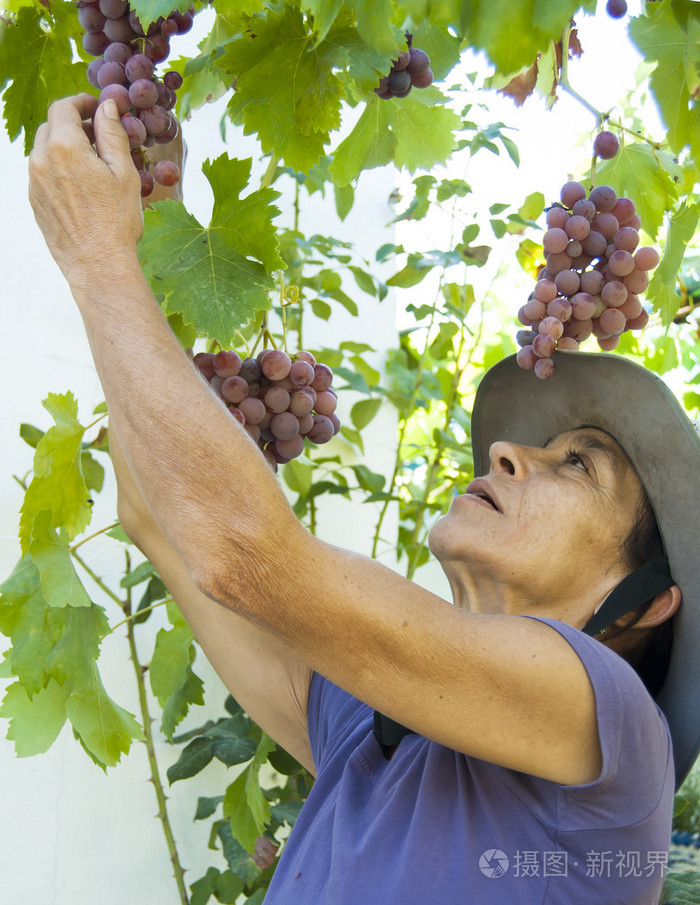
613, 491, 674, 697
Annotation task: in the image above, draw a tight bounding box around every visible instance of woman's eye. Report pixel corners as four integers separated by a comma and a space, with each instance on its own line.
566, 451, 588, 471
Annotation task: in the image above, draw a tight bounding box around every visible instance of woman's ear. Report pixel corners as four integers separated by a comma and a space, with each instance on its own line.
629, 584, 682, 630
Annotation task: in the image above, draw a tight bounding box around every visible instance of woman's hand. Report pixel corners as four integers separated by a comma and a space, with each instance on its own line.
28, 94, 143, 286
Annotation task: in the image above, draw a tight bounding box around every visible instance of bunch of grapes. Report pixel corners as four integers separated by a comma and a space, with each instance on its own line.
516, 181, 660, 380
193, 348, 341, 470
374, 33, 433, 100
78, 0, 193, 196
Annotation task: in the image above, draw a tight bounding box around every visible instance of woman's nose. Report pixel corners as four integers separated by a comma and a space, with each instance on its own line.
487, 440, 532, 478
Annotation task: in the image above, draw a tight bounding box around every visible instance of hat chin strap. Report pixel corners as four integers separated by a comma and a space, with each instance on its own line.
581, 560, 674, 637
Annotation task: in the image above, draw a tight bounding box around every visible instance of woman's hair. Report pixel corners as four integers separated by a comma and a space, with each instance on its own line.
611, 491, 674, 697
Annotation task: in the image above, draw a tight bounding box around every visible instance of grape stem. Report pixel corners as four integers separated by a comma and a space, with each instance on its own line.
122, 551, 190, 905
557, 25, 663, 151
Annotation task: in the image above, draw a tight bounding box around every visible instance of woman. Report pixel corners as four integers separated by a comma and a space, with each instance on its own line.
28, 96, 700, 904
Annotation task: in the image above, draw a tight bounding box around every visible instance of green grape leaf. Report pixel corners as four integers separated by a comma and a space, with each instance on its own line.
45, 603, 109, 687
139, 203, 275, 347
300, 0, 344, 43
630, 5, 699, 159
344, 0, 404, 56
647, 200, 700, 325
150, 623, 195, 704
7, 593, 65, 695
65, 667, 144, 769
223, 733, 275, 852
129, 0, 190, 28
323, 21, 390, 96
594, 143, 680, 240
222, 5, 343, 173
1, 679, 71, 756
410, 21, 463, 80
160, 666, 205, 740
80, 451, 105, 493
329, 89, 459, 186
204, 156, 285, 273
0, 3, 87, 154
28, 512, 92, 608
167, 736, 215, 783
464, 0, 596, 74
19, 392, 91, 553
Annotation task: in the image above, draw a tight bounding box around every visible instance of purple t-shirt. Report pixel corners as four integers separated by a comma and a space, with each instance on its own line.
264, 616, 674, 904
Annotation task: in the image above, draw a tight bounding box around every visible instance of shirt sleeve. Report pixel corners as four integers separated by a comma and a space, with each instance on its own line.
523, 615, 674, 830
306, 672, 373, 775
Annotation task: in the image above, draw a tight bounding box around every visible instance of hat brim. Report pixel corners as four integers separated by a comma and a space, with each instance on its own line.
471, 351, 700, 789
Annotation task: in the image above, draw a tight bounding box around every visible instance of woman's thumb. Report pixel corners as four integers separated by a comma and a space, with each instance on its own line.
94, 99, 131, 172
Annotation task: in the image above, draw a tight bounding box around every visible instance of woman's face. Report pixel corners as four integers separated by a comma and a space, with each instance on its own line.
429, 427, 646, 624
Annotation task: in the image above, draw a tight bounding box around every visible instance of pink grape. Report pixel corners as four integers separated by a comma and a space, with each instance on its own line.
139, 170, 155, 198
547, 297, 572, 323
554, 270, 580, 297
623, 270, 649, 294
614, 227, 639, 252
593, 131, 620, 159
411, 69, 434, 89
545, 252, 574, 275
99, 84, 130, 115
121, 114, 147, 149
406, 48, 430, 76
600, 308, 627, 335
221, 376, 249, 404
264, 387, 291, 414
610, 197, 635, 225
238, 398, 266, 425
597, 334, 621, 351
564, 318, 593, 342
83, 31, 110, 55
591, 213, 619, 241
164, 70, 183, 90
619, 293, 643, 319
634, 247, 660, 271
534, 279, 557, 303
103, 14, 136, 43
590, 185, 617, 213
524, 298, 546, 321
125, 54, 154, 82
308, 415, 334, 444
289, 360, 315, 387
315, 391, 338, 416
261, 350, 292, 381
627, 310, 650, 330
129, 79, 159, 109
139, 105, 170, 137
532, 334, 556, 359
97, 60, 127, 88
311, 364, 333, 392
545, 206, 569, 229
565, 215, 590, 241
275, 435, 305, 460
581, 231, 607, 258
103, 41, 132, 63
543, 228, 569, 254
601, 281, 628, 307
538, 317, 564, 340
534, 358, 556, 380
271, 412, 300, 441
557, 337, 580, 351
570, 292, 597, 321
78, 4, 107, 33
572, 199, 596, 221
560, 182, 587, 207
606, 0, 627, 18
214, 350, 242, 377
99, 0, 127, 18
516, 345, 537, 370
153, 160, 180, 186
194, 353, 216, 380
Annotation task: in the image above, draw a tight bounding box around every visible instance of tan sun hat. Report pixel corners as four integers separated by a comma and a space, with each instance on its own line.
471, 351, 700, 789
